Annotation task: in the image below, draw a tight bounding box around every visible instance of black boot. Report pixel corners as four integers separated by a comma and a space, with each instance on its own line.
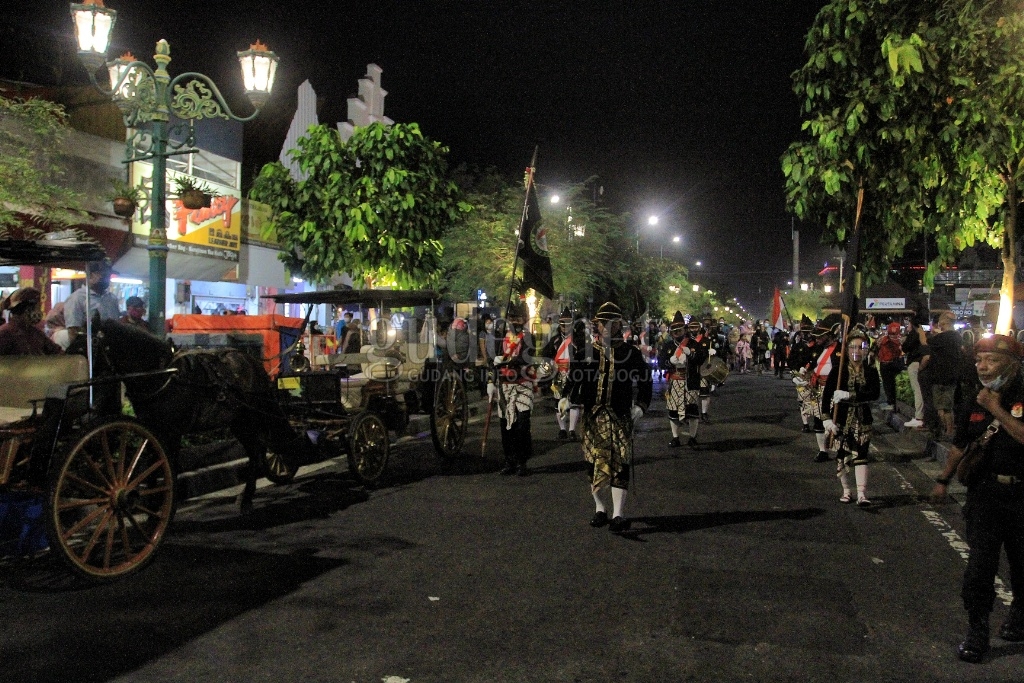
999, 604, 1024, 642
957, 613, 990, 663
668, 437, 681, 448
801, 424, 811, 433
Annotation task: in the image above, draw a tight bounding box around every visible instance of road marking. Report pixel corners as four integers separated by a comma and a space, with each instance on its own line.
885, 462, 1013, 606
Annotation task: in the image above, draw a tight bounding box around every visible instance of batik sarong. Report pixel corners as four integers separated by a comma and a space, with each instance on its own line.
581, 405, 632, 490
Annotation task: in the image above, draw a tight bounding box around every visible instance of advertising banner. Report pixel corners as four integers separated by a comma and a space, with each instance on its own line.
130, 163, 241, 259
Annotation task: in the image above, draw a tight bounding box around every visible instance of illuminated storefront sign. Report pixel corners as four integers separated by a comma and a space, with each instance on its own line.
130, 163, 241, 259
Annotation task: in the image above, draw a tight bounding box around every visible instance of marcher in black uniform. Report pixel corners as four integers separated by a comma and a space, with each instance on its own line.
932, 335, 1024, 663
486, 301, 535, 476
659, 313, 710, 446
704, 315, 728, 393
788, 317, 817, 433
820, 328, 881, 505
752, 323, 771, 375
773, 326, 791, 378
562, 302, 652, 533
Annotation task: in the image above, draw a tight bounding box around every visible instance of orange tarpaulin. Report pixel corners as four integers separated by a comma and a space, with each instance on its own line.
170, 314, 305, 376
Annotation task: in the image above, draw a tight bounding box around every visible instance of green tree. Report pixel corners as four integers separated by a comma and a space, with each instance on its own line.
783, 0, 1024, 333
250, 122, 467, 288
441, 169, 624, 312
0, 96, 83, 234
935, 2, 1024, 333
772, 289, 829, 324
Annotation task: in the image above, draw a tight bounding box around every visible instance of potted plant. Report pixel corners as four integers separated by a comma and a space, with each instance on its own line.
173, 176, 218, 210
105, 178, 146, 218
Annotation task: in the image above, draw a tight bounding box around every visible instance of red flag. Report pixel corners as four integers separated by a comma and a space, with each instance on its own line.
772, 287, 785, 329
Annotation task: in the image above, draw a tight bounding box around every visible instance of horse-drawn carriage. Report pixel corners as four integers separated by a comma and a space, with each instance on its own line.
0, 240, 470, 581
0, 237, 177, 581
263, 289, 470, 486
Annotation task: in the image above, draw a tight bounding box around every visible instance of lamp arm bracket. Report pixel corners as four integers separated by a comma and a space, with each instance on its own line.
168, 73, 259, 123
90, 60, 156, 98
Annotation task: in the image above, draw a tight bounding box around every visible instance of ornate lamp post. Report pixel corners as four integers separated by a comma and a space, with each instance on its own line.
69, 0, 278, 337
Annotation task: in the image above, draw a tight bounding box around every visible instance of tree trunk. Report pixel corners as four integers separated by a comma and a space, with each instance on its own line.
997, 169, 1017, 335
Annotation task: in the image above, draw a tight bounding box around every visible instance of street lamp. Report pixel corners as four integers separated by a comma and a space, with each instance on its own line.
70, 0, 279, 338
660, 234, 681, 260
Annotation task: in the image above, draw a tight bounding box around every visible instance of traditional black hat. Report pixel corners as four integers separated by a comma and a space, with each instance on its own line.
507, 300, 528, 320
687, 316, 702, 329
670, 310, 686, 332
799, 315, 814, 332
812, 313, 843, 337
558, 306, 572, 322
593, 301, 623, 323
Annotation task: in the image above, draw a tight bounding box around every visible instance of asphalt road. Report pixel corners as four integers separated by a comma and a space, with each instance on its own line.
2, 371, 1021, 682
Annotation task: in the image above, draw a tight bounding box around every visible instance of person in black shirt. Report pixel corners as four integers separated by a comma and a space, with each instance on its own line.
932, 335, 1024, 663
921, 311, 962, 440
561, 301, 652, 533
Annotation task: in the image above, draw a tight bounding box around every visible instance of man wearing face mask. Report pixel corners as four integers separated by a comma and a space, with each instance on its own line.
65, 261, 121, 343
820, 327, 881, 506
0, 287, 62, 355
931, 335, 1024, 663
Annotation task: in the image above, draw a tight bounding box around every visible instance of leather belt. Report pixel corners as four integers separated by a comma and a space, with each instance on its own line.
991, 474, 1023, 485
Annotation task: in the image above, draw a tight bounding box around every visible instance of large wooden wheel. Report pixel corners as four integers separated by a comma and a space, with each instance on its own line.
431, 369, 468, 460
347, 412, 389, 485
261, 446, 298, 484
46, 418, 175, 581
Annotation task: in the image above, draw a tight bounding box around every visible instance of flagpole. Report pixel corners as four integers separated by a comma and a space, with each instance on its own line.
505, 146, 539, 318
779, 291, 794, 327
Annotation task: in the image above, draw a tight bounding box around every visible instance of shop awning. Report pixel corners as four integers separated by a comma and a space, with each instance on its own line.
112, 245, 239, 282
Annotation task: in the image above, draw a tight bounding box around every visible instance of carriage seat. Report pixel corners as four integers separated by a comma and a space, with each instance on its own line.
0, 355, 89, 425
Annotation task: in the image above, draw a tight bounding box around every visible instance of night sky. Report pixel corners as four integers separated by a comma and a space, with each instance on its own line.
4, 1, 833, 315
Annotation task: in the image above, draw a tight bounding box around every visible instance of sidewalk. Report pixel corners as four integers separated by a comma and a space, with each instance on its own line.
872, 399, 966, 503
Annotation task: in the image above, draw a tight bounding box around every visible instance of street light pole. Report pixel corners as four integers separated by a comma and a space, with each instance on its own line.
70, 0, 278, 339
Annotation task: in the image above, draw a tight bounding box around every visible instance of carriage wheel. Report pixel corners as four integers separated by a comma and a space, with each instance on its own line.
347, 413, 389, 485
262, 446, 298, 484
46, 418, 175, 581
431, 369, 468, 460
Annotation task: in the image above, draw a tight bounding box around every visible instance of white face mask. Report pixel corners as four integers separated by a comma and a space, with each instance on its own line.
981, 374, 1009, 391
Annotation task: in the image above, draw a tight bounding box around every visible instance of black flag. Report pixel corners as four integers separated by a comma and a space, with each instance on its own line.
518, 165, 555, 299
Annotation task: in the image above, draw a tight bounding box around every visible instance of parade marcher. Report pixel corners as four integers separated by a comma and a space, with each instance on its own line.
931, 335, 1024, 663
486, 300, 535, 476
561, 301, 652, 533
541, 307, 577, 440
820, 327, 881, 506
773, 324, 790, 378
65, 261, 120, 344
659, 312, 710, 447
796, 314, 843, 462
704, 315, 727, 391
789, 316, 817, 433
752, 323, 771, 375
0, 287, 62, 356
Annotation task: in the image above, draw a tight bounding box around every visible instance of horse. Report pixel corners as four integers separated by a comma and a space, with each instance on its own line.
84, 319, 306, 513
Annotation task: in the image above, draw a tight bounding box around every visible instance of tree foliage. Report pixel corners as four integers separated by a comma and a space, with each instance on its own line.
441, 169, 644, 313
782, 0, 1024, 332
250, 122, 468, 288
0, 96, 83, 234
